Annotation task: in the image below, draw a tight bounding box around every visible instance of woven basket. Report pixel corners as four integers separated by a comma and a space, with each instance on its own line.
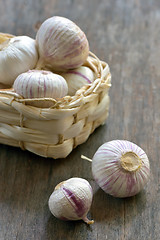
0, 34, 111, 159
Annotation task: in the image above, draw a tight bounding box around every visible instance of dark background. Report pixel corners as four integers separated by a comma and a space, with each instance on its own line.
0, 0, 160, 239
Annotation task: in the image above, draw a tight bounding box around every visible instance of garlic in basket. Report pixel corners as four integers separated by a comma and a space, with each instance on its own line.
91, 140, 150, 198
13, 70, 68, 107
48, 177, 94, 224
36, 16, 89, 71
0, 36, 38, 86
61, 66, 95, 96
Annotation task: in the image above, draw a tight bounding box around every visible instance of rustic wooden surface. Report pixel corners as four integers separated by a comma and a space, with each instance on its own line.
0, 0, 159, 239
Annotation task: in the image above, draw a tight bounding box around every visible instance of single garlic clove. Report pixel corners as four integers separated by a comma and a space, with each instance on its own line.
13, 70, 68, 107
48, 177, 94, 224
61, 66, 95, 96
92, 140, 150, 198
36, 16, 89, 71
0, 36, 38, 86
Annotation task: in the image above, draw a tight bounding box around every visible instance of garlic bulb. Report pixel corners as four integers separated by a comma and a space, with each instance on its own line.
36, 16, 89, 71
0, 36, 38, 86
48, 177, 94, 224
13, 70, 68, 107
92, 140, 150, 198
61, 66, 95, 96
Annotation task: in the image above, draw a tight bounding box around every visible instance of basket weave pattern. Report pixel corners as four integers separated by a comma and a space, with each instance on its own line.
0, 52, 111, 159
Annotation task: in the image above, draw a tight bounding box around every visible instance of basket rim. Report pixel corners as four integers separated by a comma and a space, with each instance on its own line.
0, 51, 111, 110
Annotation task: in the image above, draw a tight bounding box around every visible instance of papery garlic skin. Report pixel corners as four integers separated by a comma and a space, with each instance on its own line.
13, 70, 68, 106
0, 36, 38, 86
61, 66, 95, 96
92, 140, 150, 198
48, 177, 94, 224
36, 16, 89, 71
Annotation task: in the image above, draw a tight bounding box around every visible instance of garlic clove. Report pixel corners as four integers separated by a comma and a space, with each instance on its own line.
0, 36, 38, 86
13, 70, 68, 108
36, 16, 89, 71
92, 140, 150, 198
61, 66, 95, 96
48, 177, 94, 224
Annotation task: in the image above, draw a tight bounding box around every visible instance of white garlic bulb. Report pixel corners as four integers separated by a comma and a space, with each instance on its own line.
92, 140, 150, 198
0, 36, 38, 86
36, 16, 89, 71
48, 177, 94, 224
13, 70, 68, 107
61, 66, 95, 96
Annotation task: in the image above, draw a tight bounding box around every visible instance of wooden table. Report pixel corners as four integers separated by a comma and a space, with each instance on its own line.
0, 0, 159, 239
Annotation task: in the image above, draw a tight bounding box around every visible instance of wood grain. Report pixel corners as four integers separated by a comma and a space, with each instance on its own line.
0, 0, 160, 239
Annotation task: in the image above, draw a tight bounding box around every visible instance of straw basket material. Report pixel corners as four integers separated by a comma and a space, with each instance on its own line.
0, 34, 111, 159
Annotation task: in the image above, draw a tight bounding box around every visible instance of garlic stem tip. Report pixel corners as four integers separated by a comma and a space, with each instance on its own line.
81, 155, 92, 162
87, 220, 94, 225
82, 216, 94, 225
35, 58, 45, 70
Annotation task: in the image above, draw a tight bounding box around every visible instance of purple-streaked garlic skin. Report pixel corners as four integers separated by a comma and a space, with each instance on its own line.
13, 70, 68, 100
36, 16, 89, 71
92, 140, 150, 198
61, 66, 95, 96
48, 177, 94, 224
